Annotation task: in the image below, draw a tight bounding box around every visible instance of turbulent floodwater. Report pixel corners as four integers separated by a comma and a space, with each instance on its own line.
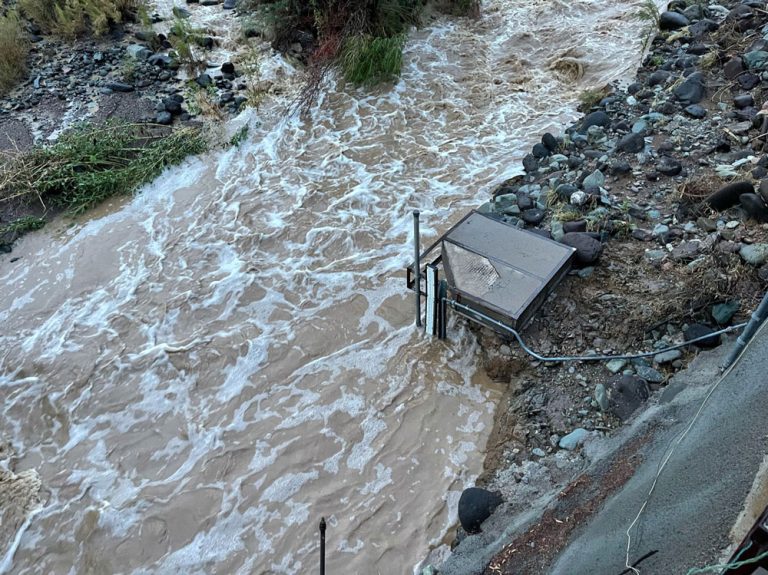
1, 1, 663, 573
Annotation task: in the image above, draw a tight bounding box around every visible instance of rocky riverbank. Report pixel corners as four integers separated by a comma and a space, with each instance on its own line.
433, 0, 768, 573
0, 4, 251, 150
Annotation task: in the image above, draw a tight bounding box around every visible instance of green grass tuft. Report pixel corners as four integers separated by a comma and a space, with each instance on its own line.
0, 216, 46, 235
0, 121, 207, 216
0, 11, 29, 95
340, 34, 406, 85
229, 125, 249, 147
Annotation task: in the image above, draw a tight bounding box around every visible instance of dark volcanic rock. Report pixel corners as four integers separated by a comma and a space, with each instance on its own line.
671, 241, 699, 261
579, 111, 610, 133
221, 62, 236, 74
458, 488, 503, 534
611, 160, 632, 176
632, 228, 653, 242
516, 192, 533, 210
738, 73, 760, 90
105, 81, 134, 92
740, 193, 768, 222
659, 10, 690, 30
707, 181, 755, 210
522, 153, 538, 173
689, 19, 718, 37
606, 374, 650, 421
648, 70, 671, 86
164, 96, 183, 115
148, 54, 174, 68
555, 184, 578, 200
674, 72, 706, 104
724, 56, 745, 80
684, 323, 721, 348
542, 132, 558, 152
561, 232, 602, 264
684, 104, 706, 118
196, 73, 212, 87
657, 156, 683, 176
522, 208, 546, 225
617, 132, 645, 153
734, 94, 754, 109
562, 220, 587, 233
759, 179, 768, 204
532, 143, 550, 159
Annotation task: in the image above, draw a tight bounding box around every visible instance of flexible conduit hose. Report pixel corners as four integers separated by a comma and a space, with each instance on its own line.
445, 299, 748, 363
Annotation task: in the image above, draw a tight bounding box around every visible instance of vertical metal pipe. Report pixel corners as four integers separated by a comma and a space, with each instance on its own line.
319, 517, 326, 575
438, 279, 448, 340
722, 290, 768, 370
413, 210, 422, 327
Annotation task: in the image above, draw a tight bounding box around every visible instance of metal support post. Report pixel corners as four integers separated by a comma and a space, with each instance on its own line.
413, 210, 422, 327
319, 517, 326, 575
438, 279, 448, 339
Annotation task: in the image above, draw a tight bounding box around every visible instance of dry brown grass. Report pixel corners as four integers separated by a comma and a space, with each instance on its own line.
678, 176, 719, 204
0, 11, 29, 95
18, 0, 139, 38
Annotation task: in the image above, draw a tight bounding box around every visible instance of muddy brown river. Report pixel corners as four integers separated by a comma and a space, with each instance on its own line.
1, 1, 664, 573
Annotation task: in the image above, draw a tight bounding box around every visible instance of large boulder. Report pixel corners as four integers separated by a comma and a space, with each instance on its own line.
561, 232, 603, 265
458, 488, 503, 534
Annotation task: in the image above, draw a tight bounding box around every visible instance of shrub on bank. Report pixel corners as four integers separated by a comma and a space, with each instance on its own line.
0, 11, 30, 95
248, 0, 480, 87
18, 0, 140, 38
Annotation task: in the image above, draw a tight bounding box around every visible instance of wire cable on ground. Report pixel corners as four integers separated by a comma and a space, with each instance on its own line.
621, 319, 768, 575
446, 299, 747, 363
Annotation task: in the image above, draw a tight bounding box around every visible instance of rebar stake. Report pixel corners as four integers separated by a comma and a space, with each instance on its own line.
413, 210, 422, 327
319, 517, 326, 575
